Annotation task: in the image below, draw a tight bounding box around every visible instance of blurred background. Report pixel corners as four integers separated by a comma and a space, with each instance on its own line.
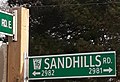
1, 0, 120, 82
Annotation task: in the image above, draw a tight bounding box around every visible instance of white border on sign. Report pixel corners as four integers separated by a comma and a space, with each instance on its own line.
28, 51, 116, 80
0, 10, 13, 16
28, 74, 116, 80
0, 32, 13, 36
28, 51, 116, 58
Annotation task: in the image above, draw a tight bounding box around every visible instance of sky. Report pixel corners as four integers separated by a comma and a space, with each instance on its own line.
0, 0, 8, 6
0, 0, 8, 3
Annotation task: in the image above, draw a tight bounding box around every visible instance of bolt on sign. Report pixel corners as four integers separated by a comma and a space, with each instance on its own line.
0, 10, 13, 36
28, 51, 116, 80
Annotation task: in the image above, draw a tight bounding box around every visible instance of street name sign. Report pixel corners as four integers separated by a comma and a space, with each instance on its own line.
28, 51, 116, 80
0, 10, 13, 36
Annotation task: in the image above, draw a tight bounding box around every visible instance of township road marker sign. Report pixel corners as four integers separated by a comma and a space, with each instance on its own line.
28, 51, 116, 80
0, 10, 13, 36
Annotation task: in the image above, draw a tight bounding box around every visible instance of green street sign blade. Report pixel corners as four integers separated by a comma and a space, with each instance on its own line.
0, 10, 13, 36
28, 51, 116, 80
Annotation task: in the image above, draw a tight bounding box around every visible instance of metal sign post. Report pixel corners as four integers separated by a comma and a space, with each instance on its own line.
24, 52, 28, 82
